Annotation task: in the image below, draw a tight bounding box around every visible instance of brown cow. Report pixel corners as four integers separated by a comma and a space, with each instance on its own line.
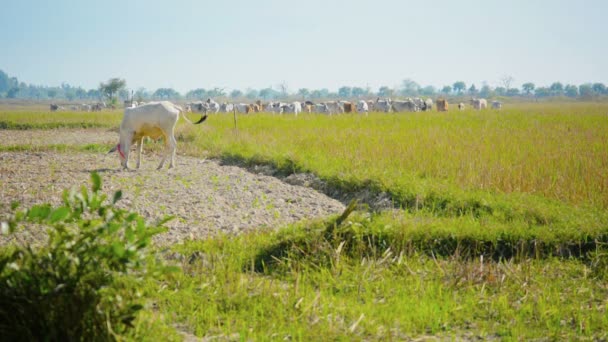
342, 101, 356, 113
436, 99, 449, 112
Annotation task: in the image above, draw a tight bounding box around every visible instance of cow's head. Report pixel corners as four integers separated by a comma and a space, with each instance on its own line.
108, 143, 128, 168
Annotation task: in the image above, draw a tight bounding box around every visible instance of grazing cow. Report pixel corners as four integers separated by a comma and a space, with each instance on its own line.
233, 103, 249, 113
206, 98, 220, 113
339, 101, 355, 113
436, 99, 449, 112
50, 104, 59, 112
220, 102, 234, 112
91, 102, 105, 112
423, 98, 433, 111
280, 102, 302, 116
458, 102, 465, 110
374, 98, 392, 112
470, 98, 488, 110
108, 101, 207, 170
313, 103, 329, 114
303, 104, 313, 113
392, 99, 418, 112
492, 101, 502, 110
187, 101, 208, 114
324, 101, 344, 115
357, 100, 369, 115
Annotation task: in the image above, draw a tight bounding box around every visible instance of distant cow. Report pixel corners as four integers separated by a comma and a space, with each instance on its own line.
470, 98, 488, 110
324, 101, 344, 115
340, 101, 355, 113
458, 102, 465, 111
492, 101, 502, 110
357, 100, 369, 115
206, 98, 220, 113
50, 104, 59, 112
392, 99, 418, 112
374, 98, 392, 112
436, 99, 449, 112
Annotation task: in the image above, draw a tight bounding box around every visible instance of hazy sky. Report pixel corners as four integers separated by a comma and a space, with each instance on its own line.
1, 0, 606, 93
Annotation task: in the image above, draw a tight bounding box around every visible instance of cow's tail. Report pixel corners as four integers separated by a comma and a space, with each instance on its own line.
175, 104, 207, 125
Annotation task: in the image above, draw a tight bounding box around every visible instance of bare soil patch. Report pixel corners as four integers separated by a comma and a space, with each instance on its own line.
0, 129, 345, 246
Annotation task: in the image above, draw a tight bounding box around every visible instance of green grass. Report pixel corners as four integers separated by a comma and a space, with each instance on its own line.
143, 224, 608, 340
2, 102, 608, 340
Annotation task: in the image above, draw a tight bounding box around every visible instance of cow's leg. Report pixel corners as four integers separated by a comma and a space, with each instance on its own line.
168, 135, 177, 169
136, 137, 144, 169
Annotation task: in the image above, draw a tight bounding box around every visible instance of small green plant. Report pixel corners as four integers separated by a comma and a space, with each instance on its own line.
0, 172, 175, 341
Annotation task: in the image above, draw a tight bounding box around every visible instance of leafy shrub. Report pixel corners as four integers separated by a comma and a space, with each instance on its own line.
0, 173, 174, 341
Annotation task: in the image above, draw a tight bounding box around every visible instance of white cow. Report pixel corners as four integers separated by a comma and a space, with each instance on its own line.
357, 100, 369, 115
492, 101, 502, 110
234, 103, 250, 113
220, 102, 234, 112
374, 98, 392, 112
277, 102, 303, 116
470, 98, 488, 110
323, 101, 344, 115
458, 102, 465, 111
206, 98, 220, 113
108, 101, 207, 170
392, 99, 418, 112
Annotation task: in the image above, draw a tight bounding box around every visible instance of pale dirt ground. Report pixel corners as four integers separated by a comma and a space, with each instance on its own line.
0, 129, 345, 246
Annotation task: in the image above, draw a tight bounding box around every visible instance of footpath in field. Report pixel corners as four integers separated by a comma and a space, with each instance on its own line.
0, 131, 345, 245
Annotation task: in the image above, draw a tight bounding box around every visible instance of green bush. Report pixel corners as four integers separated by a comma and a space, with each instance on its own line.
0, 173, 174, 341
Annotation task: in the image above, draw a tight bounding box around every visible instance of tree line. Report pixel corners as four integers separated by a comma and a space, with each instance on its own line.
1, 70, 606, 102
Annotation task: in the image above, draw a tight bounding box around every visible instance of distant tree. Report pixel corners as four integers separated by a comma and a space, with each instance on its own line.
65, 89, 76, 101
310, 88, 330, 99
118, 89, 129, 100
259, 88, 274, 100
506, 88, 520, 97
207, 87, 225, 98
338, 86, 352, 98
535, 87, 551, 97
153, 88, 179, 99
187, 88, 207, 99
401, 79, 420, 96
420, 85, 436, 96
452, 81, 466, 94
549, 82, 564, 96
479, 85, 492, 98
99, 78, 126, 101
564, 84, 579, 97
500, 75, 515, 90
377, 86, 393, 97
0, 69, 10, 93
592, 83, 606, 95
7, 87, 19, 98
75, 88, 87, 99
297, 88, 310, 99
522, 82, 535, 96
230, 89, 243, 98
277, 82, 288, 97
351, 87, 367, 98
579, 84, 594, 98
134, 87, 150, 101
245, 88, 259, 100
468, 84, 478, 96
47, 88, 58, 99
441, 85, 452, 95
87, 89, 101, 100
494, 87, 506, 96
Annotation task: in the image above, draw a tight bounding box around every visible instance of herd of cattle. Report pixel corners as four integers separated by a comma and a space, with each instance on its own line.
181, 97, 502, 115
101, 97, 502, 170
50, 97, 503, 114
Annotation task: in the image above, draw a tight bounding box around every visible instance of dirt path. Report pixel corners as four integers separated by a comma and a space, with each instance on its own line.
0, 129, 345, 246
